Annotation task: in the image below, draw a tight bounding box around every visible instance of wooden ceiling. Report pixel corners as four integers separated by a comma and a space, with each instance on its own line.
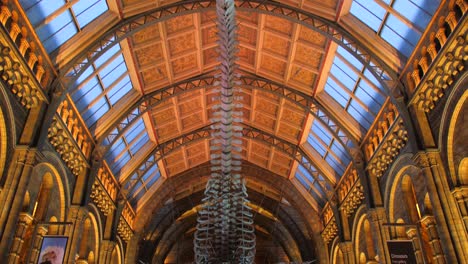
117, 1, 344, 185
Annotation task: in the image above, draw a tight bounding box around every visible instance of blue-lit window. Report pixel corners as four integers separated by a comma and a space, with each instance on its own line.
126, 162, 161, 207
20, 0, 108, 53
71, 44, 134, 127
351, 0, 439, 58
295, 164, 327, 206
324, 47, 386, 129
307, 120, 351, 176
106, 118, 151, 176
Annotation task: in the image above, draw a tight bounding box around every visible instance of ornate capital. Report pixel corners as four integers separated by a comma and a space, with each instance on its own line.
413, 152, 439, 168
321, 217, 338, 244
117, 216, 133, 242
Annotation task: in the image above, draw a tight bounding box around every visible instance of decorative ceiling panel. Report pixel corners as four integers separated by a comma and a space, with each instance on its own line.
264, 15, 294, 37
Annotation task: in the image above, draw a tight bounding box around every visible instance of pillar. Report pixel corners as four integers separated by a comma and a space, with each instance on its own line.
421, 215, 447, 264
7, 212, 33, 263
0, 147, 37, 257
63, 206, 88, 264
414, 151, 468, 262
28, 225, 48, 264
367, 207, 391, 263
99, 240, 116, 264
338, 241, 356, 264
406, 228, 424, 264
452, 187, 468, 233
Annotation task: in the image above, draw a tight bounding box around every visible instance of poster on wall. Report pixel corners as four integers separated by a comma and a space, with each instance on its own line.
387, 240, 418, 264
37, 236, 68, 264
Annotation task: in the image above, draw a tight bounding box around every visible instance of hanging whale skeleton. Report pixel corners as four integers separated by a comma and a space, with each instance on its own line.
194, 0, 256, 263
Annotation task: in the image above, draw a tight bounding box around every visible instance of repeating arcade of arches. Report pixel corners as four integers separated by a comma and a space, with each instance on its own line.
193, 0, 256, 263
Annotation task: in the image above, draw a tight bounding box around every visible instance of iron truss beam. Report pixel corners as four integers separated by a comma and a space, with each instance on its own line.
121, 123, 334, 205
57, 0, 419, 173
62, 0, 399, 92
98, 73, 356, 162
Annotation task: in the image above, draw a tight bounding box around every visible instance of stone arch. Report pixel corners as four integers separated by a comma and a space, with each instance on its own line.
459, 158, 468, 185
78, 215, 100, 262
386, 158, 427, 224
0, 100, 7, 187
0, 80, 16, 189
84, 211, 101, 263
22, 190, 30, 212
401, 175, 421, 223
29, 162, 67, 222
395, 218, 407, 239
352, 208, 377, 264
111, 237, 124, 264
33, 172, 53, 221
331, 239, 344, 264
441, 71, 468, 186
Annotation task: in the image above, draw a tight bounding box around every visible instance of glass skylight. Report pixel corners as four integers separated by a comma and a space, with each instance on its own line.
20, 0, 108, 53
106, 117, 151, 176
307, 119, 352, 176
324, 46, 386, 129
295, 164, 327, 206
71, 44, 134, 128
125, 159, 161, 207
351, 0, 440, 58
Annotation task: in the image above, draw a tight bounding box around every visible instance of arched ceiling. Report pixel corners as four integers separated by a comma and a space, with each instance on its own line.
18, 0, 439, 262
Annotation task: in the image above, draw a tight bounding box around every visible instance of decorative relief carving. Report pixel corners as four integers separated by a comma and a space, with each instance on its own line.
0, 1, 52, 91
48, 116, 88, 176
97, 164, 118, 201
90, 180, 114, 216
340, 181, 365, 217
407, 1, 467, 112
117, 216, 133, 242
56, 96, 93, 159
364, 103, 397, 161
122, 202, 136, 229
321, 216, 338, 244
0, 43, 47, 108
367, 119, 408, 178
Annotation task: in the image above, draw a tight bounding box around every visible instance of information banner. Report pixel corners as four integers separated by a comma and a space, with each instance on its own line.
37, 236, 68, 264
387, 240, 417, 264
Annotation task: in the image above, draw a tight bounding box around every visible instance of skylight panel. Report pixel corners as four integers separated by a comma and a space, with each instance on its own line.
73, 0, 108, 27
106, 117, 151, 176
324, 47, 387, 130
128, 164, 162, 207
36, 11, 77, 53
351, 0, 440, 58
20, 0, 108, 53
306, 119, 352, 175
71, 44, 135, 128
295, 164, 326, 206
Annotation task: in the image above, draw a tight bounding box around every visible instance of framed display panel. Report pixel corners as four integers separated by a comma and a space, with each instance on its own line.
37, 236, 68, 264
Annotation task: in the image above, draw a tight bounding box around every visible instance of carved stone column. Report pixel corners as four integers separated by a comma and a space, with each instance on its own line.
7, 212, 33, 263
367, 207, 391, 263
406, 228, 424, 264
338, 241, 356, 264
28, 225, 48, 264
414, 151, 468, 262
421, 215, 447, 264
452, 187, 468, 233
63, 206, 88, 264
99, 240, 116, 264
0, 147, 37, 257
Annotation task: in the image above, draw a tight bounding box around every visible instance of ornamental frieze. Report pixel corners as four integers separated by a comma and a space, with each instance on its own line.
117, 216, 133, 242
321, 216, 338, 244
90, 180, 115, 216
48, 116, 88, 176
367, 119, 408, 178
